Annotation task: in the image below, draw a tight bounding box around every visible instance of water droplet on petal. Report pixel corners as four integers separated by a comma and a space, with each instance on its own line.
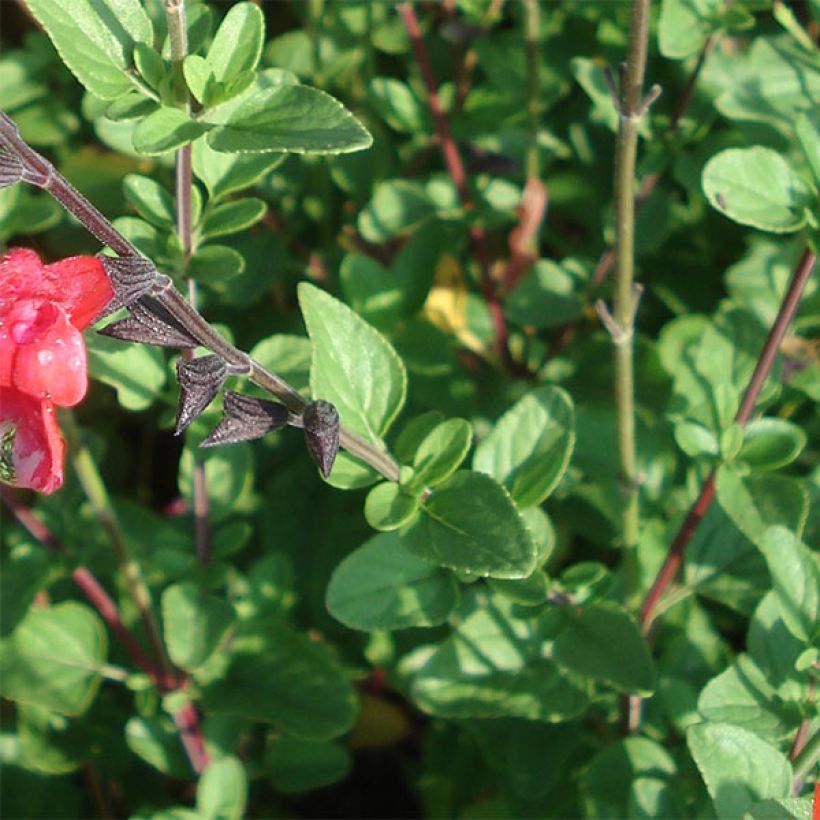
37, 349, 54, 366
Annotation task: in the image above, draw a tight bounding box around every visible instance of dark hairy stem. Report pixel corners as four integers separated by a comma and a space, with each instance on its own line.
0, 112, 401, 482
397, 3, 524, 375
0, 487, 208, 774
166, 0, 211, 567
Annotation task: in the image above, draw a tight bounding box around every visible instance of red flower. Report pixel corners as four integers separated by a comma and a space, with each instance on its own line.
0, 248, 113, 493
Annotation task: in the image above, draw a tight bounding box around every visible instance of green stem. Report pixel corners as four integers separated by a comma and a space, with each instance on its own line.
165, 0, 211, 566
611, 0, 651, 575
523, 0, 540, 180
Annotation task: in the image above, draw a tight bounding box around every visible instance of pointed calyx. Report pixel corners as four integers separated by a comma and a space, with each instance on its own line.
98, 254, 172, 317
302, 400, 340, 478
175, 355, 228, 435
99, 296, 198, 348
201, 391, 289, 448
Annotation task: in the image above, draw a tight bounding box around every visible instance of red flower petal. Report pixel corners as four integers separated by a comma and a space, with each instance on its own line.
11, 301, 88, 407
0, 387, 65, 494
0, 248, 114, 330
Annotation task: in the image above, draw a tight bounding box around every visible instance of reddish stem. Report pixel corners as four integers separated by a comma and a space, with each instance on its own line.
0, 487, 209, 773
398, 3, 521, 371
639, 248, 817, 633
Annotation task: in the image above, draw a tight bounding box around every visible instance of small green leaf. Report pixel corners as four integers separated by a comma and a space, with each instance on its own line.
87, 332, 166, 412
488, 570, 550, 607
505, 259, 585, 330
716, 466, 808, 551
364, 482, 420, 531
674, 421, 719, 458
403, 471, 538, 579
201, 198, 267, 238
179, 443, 252, 522
265, 736, 350, 794
0, 544, 52, 638
202, 622, 358, 740
738, 418, 807, 471
394, 411, 445, 464
326, 531, 459, 631
687, 722, 792, 819
186, 245, 246, 284
794, 111, 820, 189
758, 527, 819, 643
702, 147, 814, 233
298, 282, 406, 453
473, 385, 575, 508
133, 43, 165, 91
553, 601, 655, 696
249, 334, 311, 395
105, 92, 157, 121
205, 82, 372, 154
207, 3, 264, 83
339, 253, 403, 330
132, 106, 206, 155
192, 136, 286, 199
197, 756, 247, 820
161, 583, 235, 672
0, 602, 106, 716
183, 55, 213, 106
25, 0, 152, 99
125, 715, 192, 777
658, 0, 723, 59
358, 179, 435, 243
367, 77, 426, 133
122, 174, 176, 227
720, 423, 744, 462
410, 418, 473, 488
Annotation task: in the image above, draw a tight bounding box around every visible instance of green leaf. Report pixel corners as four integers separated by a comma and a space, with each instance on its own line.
0, 602, 106, 716
716, 466, 808, 550
738, 418, 807, 471
674, 421, 719, 458
473, 385, 575, 508
179, 443, 253, 522
391, 223, 445, 315
367, 77, 426, 133
132, 106, 207, 155
339, 253, 403, 330
201, 198, 267, 239
202, 622, 358, 740
192, 136, 286, 199
406, 592, 588, 721
265, 736, 350, 794
505, 259, 585, 330
105, 90, 157, 121
326, 531, 459, 631
571, 57, 619, 133
394, 411, 445, 464
487, 570, 550, 607
687, 722, 792, 819
794, 111, 820, 189
161, 583, 235, 672
204, 82, 372, 154
122, 174, 176, 227
207, 3, 264, 83
408, 418, 473, 489
298, 281, 406, 453
125, 715, 192, 778
249, 334, 311, 395
553, 601, 655, 695
24, 0, 152, 99
758, 527, 819, 643
364, 482, 420, 531
658, 0, 723, 59
183, 55, 213, 106
402, 471, 538, 579
581, 738, 678, 819
197, 756, 247, 820
702, 147, 814, 233
86, 332, 166, 412
357, 179, 435, 243
744, 798, 815, 820
133, 43, 165, 92
185, 245, 246, 284
0, 544, 52, 638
